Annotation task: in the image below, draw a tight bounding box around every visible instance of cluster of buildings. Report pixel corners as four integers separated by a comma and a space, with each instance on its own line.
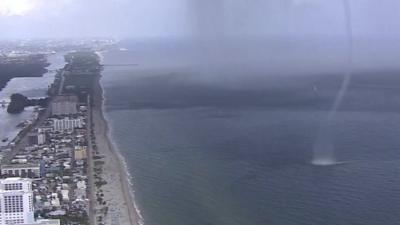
0, 39, 116, 58
0, 94, 90, 225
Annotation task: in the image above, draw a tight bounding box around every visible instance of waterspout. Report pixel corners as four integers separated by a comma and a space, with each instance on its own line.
312, 0, 353, 166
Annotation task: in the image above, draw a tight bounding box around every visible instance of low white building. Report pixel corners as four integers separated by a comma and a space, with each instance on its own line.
75, 180, 87, 200
25, 219, 60, 225
38, 133, 46, 145
50, 197, 60, 207
76, 181, 86, 189
61, 190, 69, 202
1, 164, 41, 178
11, 159, 28, 164
31, 219, 60, 225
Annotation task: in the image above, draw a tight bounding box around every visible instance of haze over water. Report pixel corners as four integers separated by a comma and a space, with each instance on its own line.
100, 39, 400, 225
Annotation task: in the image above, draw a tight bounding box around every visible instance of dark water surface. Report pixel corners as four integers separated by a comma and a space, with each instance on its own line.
101, 40, 400, 225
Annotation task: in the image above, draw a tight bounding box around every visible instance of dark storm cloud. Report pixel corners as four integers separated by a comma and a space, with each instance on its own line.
1, 0, 400, 39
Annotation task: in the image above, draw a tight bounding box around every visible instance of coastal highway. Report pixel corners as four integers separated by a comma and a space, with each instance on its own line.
86, 95, 97, 225
58, 70, 66, 95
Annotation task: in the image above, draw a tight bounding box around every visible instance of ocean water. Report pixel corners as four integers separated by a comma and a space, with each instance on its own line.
101, 40, 400, 225
0, 53, 66, 146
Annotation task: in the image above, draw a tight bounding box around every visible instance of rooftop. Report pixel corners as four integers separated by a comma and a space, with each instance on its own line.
1, 163, 40, 169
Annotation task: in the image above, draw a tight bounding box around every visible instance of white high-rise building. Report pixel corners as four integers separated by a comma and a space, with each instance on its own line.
53, 118, 83, 132
0, 178, 35, 225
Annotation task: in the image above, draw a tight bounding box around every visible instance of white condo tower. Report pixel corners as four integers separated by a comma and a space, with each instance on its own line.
0, 178, 35, 225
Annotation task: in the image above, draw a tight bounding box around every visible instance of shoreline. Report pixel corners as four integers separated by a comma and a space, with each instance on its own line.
91, 71, 143, 225
0, 53, 65, 147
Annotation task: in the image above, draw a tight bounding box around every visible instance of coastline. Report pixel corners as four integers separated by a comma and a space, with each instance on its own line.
91, 72, 142, 225
0, 52, 66, 147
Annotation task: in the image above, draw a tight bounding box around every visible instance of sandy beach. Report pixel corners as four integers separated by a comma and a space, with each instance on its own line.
90, 74, 141, 225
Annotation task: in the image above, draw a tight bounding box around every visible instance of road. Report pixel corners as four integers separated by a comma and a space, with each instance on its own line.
58, 70, 66, 95
86, 95, 97, 225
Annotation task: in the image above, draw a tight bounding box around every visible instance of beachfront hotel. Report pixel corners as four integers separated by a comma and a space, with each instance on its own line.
0, 178, 35, 225
52, 118, 83, 132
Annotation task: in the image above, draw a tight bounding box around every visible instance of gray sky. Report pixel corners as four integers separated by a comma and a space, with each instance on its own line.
0, 0, 400, 39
